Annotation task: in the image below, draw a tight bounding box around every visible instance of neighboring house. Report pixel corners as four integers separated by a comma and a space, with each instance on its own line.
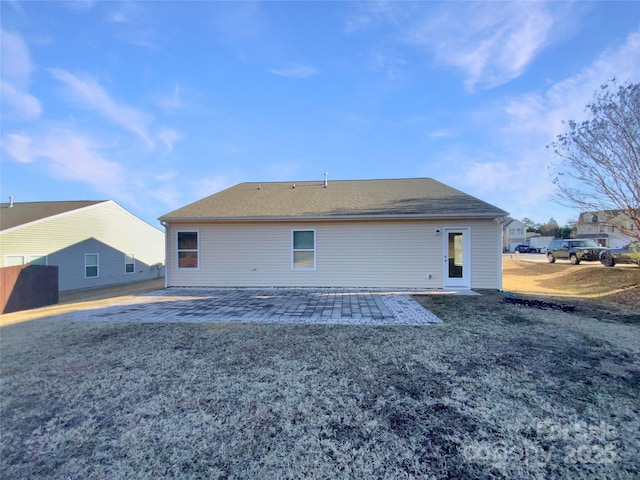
0, 200, 165, 291
159, 178, 508, 290
527, 234, 554, 252
575, 210, 637, 248
502, 218, 526, 252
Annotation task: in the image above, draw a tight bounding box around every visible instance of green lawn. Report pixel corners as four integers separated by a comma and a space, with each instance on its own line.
1, 291, 639, 479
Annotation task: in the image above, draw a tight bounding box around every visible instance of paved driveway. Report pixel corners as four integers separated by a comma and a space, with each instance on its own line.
58, 288, 444, 325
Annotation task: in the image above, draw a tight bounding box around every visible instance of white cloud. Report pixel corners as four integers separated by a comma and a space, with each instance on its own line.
428, 129, 454, 139
1, 29, 34, 85
406, 2, 568, 90
156, 127, 183, 152
156, 84, 185, 110
0, 29, 42, 119
349, 1, 574, 91
446, 30, 640, 223
0, 81, 42, 119
62, 1, 96, 11
270, 64, 319, 78
2, 133, 33, 164
50, 68, 155, 146
2, 129, 130, 201
503, 30, 640, 139
193, 175, 237, 200
49, 69, 183, 150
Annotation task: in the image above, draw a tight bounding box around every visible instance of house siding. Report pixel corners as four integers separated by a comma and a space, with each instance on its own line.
166, 219, 501, 289
0, 202, 165, 291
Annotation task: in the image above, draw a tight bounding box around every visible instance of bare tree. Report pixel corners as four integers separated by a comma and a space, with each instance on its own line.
548, 80, 640, 243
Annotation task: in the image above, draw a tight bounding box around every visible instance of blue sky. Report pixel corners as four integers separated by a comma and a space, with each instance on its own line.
2, 1, 639, 228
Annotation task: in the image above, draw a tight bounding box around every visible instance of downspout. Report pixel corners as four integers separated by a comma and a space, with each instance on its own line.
160, 220, 169, 289
495, 216, 507, 291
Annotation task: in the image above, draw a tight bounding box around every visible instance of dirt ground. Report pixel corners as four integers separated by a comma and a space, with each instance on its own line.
502, 257, 640, 314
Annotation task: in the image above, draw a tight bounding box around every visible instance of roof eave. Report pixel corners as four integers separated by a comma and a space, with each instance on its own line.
159, 212, 509, 223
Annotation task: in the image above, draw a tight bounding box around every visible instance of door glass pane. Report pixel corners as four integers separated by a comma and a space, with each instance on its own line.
448, 232, 463, 278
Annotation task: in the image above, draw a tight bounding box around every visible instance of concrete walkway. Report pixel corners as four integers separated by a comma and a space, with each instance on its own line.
59, 287, 446, 325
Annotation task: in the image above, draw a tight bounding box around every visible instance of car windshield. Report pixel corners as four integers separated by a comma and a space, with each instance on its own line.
571, 240, 598, 247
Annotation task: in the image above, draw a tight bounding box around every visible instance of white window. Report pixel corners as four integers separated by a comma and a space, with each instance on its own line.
125, 254, 135, 274
85, 254, 99, 278
177, 231, 199, 269
5, 255, 25, 267
4, 254, 47, 266
292, 230, 316, 270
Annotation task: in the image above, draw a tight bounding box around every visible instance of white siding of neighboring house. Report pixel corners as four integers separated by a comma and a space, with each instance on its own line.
0, 201, 165, 291
166, 219, 502, 289
503, 220, 527, 252
576, 211, 637, 248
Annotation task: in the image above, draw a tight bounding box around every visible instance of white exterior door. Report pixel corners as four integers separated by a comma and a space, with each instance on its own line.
444, 228, 470, 288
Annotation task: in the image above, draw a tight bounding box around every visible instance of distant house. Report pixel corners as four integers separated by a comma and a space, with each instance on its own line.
159, 178, 508, 290
0, 200, 165, 291
575, 210, 637, 248
502, 218, 526, 252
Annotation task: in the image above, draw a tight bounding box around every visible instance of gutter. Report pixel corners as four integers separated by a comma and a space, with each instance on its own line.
158, 212, 509, 223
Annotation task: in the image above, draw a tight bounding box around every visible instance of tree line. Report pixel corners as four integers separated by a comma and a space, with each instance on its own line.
520, 217, 576, 239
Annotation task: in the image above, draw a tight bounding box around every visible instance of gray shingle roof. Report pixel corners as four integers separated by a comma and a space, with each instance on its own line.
0, 201, 105, 231
160, 178, 507, 222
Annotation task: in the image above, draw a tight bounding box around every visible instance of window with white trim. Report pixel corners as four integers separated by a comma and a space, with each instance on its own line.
5, 255, 25, 267
292, 230, 316, 270
3, 254, 47, 266
85, 254, 99, 278
125, 254, 135, 274
177, 231, 199, 269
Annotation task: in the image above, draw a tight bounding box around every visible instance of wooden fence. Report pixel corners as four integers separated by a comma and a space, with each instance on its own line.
1, 265, 59, 314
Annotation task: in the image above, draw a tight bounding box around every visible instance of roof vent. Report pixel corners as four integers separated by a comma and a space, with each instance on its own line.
8, 196, 14, 208
292, 184, 296, 189
323, 172, 328, 188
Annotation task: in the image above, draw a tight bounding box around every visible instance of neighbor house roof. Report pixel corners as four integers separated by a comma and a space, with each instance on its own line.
160, 178, 508, 222
0, 200, 105, 232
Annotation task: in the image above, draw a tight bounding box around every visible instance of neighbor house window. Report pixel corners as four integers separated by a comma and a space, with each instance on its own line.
5, 255, 25, 267
85, 254, 99, 278
125, 254, 135, 274
3, 255, 47, 267
292, 230, 316, 270
177, 231, 199, 269
29, 255, 47, 266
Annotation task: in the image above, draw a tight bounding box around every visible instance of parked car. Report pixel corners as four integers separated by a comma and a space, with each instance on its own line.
546, 239, 606, 265
600, 241, 640, 267
515, 244, 538, 253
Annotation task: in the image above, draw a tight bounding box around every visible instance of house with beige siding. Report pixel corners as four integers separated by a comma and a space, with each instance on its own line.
575, 210, 638, 248
159, 178, 508, 290
0, 200, 164, 291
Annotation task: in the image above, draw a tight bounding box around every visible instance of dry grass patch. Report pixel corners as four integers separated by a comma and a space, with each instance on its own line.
2, 290, 639, 479
503, 258, 640, 309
